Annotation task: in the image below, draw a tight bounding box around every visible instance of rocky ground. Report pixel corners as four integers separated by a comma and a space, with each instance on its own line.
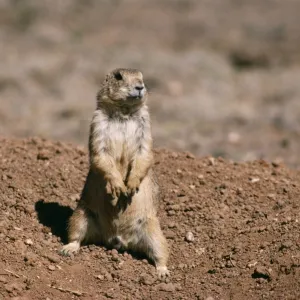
1, 138, 300, 299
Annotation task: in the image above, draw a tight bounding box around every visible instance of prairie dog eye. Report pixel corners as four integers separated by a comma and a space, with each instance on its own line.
114, 72, 123, 81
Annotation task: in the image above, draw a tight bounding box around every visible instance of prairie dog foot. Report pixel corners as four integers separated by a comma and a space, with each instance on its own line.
156, 266, 170, 281
60, 241, 80, 256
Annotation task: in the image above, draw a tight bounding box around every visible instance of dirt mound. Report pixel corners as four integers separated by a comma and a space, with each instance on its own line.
0, 138, 300, 299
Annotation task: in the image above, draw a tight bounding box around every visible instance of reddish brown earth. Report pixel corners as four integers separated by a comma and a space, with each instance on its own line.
1, 138, 300, 300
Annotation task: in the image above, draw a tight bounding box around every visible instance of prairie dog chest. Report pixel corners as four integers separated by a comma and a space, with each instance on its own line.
105, 119, 141, 159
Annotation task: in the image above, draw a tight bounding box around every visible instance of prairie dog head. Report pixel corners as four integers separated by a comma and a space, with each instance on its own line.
97, 68, 147, 108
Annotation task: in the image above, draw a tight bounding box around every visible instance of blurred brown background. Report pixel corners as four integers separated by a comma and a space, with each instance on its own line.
1, 0, 300, 167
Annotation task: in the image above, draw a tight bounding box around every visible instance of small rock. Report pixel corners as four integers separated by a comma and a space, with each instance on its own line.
140, 273, 155, 285
195, 247, 205, 255
176, 169, 182, 174
186, 152, 195, 159
14, 240, 27, 255
105, 272, 113, 281
104, 291, 115, 299
165, 231, 176, 240
167, 222, 176, 228
185, 231, 195, 243
25, 239, 33, 245
236, 187, 243, 195
256, 278, 266, 284
280, 240, 293, 250
157, 282, 175, 292
247, 261, 257, 268
208, 157, 215, 166
272, 160, 282, 167
4, 283, 25, 293
96, 275, 104, 280
276, 200, 285, 208
206, 297, 215, 300
168, 204, 180, 211
170, 152, 178, 158
24, 252, 38, 266
249, 177, 260, 183
253, 266, 271, 281
48, 265, 55, 271
0, 275, 8, 283
37, 150, 50, 160
167, 210, 175, 216
45, 254, 60, 263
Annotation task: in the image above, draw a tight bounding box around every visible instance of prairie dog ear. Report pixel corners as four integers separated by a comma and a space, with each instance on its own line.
113, 70, 123, 81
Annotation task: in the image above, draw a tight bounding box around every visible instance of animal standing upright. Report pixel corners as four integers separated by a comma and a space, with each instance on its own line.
61, 68, 169, 279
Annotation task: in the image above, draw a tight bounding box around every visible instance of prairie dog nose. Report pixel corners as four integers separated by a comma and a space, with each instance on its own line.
135, 85, 144, 91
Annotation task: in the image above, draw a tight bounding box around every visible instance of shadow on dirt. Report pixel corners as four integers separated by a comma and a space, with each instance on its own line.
35, 199, 154, 264
35, 200, 73, 244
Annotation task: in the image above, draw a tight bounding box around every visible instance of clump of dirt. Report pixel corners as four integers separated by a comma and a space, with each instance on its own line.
0, 138, 300, 299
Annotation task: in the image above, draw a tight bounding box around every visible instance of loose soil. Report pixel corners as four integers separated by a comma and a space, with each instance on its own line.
1, 138, 300, 299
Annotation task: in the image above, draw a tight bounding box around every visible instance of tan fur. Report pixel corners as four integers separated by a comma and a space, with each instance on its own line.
60, 68, 169, 279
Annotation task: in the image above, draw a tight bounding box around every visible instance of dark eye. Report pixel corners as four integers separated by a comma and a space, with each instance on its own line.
114, 72, 123, 81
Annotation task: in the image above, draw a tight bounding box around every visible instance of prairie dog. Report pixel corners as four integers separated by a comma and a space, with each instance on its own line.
61, 68, 169, 279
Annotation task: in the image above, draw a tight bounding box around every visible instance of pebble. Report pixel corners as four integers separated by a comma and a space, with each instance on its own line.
281, 240, 293, 249
48, 265, 55, 271
105, 272, 113, 281
276, 200, 285, 208
249, 177, 260, 183
167, 210, 176, 216
25, 239, 33, 245
37, 150, 50, 160
185, 231, 195, 242
104, 291, 115, 299
45, 254, 60, 263
253, 266, 271, 280
247, 260, 257, 268
208, 157, 215, 166
186, 152, 195, 159
96, 275, 104, 280
111, 252, 119, 261
14, 240, 27, 255
168, 204, 180, 211
0, 275, 8, 283
157, 282, 175, 292
167, 222, 176, 228
24, 252, 38, 266
165, 231, 176, 240
140, 273, 155, 286
236, 187, 243, 195
4, 282, 25, 293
